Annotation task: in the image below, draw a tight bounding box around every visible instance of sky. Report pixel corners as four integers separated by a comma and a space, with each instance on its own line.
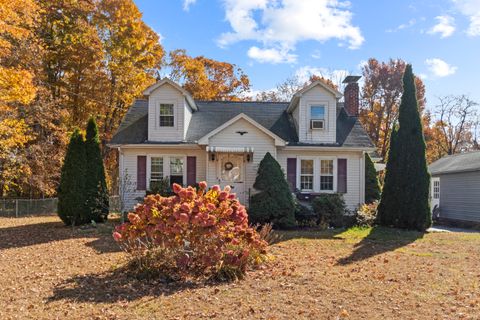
133, 0, 480, 110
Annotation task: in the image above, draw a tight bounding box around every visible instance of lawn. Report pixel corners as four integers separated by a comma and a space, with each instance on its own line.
1, 216, 479, 319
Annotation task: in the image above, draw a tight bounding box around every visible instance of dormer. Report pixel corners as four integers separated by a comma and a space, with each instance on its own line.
287, 80, 343, 144
143, 78, 197, 142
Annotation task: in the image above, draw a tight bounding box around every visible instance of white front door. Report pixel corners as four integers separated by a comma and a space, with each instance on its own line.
217, 153, 246, 204
431, 177, 440, 211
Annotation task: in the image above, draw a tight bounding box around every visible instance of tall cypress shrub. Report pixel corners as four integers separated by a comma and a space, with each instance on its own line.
85, 117, 109, 222
249, 152, 296, 228
377, 65, 431, 231
365, 153, 380, 204
58, 128, 88, 226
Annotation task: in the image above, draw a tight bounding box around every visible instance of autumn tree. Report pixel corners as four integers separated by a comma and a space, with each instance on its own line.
0, 0, 38, 195
429, 95, 479, 159
378, 65, 431, 231
359, 58, 426, 161
169, 49, 250, 101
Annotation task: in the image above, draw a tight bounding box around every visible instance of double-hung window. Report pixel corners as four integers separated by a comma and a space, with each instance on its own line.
311, 106, 325, 120
320, 159, 334, 191
159, 104, 174, 127
150, 157, 164, 189
433, 180, 440, 199
300, 159, 314, 191
169, 157, 184, 185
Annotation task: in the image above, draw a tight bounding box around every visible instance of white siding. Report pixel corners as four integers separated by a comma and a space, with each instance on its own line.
206, 118, 277, 205
295, 86, 337, 144
119, 147, 207, 211
148, 83, 186, 142
277, 149, 364, 209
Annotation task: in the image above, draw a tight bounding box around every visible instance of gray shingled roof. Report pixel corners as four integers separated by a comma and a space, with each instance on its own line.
110, 99, 374, 148
429, 151, 480, 175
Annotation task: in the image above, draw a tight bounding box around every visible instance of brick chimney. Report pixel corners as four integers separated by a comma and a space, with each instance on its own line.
343, 75, 361, 116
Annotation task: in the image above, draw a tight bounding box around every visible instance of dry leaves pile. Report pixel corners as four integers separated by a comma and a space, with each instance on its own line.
0, 216, 479, 319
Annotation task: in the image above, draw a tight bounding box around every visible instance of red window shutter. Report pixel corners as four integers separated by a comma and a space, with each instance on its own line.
137, 156, 146, 191
287, 158, 297, 191
337, 158, 347, 193
187, 156, 196, 186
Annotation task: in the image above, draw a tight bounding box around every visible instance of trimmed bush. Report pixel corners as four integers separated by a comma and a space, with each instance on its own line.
85, 117, 109, 222
249, 152, 296, 228
294, 201, 316, 226
58, 128, 88, 226
147, 176, 174, 197
365, 153, 380, 204
113, 182, 268, 280
378, 65, 431, 231
355, 201, 378, 227
312, 194, 347, 228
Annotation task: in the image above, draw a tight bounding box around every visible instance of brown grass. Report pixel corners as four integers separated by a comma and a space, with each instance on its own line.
1, 216, 479, 319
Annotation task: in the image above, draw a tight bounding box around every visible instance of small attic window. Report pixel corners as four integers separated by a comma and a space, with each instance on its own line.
159, 103, 174, 127
311, 105, 325, 119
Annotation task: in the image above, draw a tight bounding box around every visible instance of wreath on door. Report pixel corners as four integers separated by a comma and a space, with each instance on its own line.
224, 161, 234, 171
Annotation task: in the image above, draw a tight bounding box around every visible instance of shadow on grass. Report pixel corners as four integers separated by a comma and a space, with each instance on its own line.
271, 228, 347, 244
0, 218, 121, 254
336, 226, 425, 265
48, 268, 216, 304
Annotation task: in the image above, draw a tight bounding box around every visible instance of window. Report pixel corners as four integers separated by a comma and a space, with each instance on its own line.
150, 157, 164, 189
311, 105, 325, 120
320, 159, 334, 191
159, 103, 174, 127
170, 157, 184, 185
433, 180, 440, 199
300, 159, 314, 191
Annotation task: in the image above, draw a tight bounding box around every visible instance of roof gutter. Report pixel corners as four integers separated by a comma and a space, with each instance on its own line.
282, 145, 377, 152
107, 143, 202, 149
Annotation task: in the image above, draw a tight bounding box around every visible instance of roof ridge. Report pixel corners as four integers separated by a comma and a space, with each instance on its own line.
195, 100, 290, 104
439, 150, 480, 159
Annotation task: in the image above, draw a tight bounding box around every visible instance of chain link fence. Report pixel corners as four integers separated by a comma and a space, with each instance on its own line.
0, 196, 120, 217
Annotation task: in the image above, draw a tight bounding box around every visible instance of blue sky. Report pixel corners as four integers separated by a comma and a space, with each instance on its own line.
134, 0, 480, 109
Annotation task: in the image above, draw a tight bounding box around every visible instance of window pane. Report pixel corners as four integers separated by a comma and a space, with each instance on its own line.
300, 176, 313, 190
301, 160, 313, 174
311, 106, 325, 119
159, 115, 174, 127
320, 176, 334, 190
170, 157, 184, 175
321, 160, 333, 175
151, 157, 163, 180
160, 104, 173, 115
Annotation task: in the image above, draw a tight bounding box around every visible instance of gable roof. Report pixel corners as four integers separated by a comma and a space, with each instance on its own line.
197, 113, 286, 146
109, 99, 374, 149
287, 80, 343, 112
143, 78, 197, 111
429, 151, 480, 175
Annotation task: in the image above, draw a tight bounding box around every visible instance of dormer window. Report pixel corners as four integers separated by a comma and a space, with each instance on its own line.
310, 105, 325, 130
159, 103, 174, 127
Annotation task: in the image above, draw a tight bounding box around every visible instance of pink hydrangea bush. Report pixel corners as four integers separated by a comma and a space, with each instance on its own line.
113, 182, 268, 280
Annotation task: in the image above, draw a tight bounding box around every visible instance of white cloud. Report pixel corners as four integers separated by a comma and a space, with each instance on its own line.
428, 15, 456, 38
183, 0, 197, 11
425, 58, 458, 77
311, 50, 321, 59
247, 46, 297, 64
452, 0, 480, 36
218, 0, 364, 64
294, 66, 349, 87
386, 19, 416, 33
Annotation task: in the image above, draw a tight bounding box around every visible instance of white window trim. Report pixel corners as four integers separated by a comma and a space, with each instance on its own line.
307, 101, 329, 132
156, 100, 177, 129
146, 154, 186, 190
296, 156, 337, 193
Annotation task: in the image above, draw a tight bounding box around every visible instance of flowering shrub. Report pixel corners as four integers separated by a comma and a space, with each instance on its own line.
113, 182, 268, 280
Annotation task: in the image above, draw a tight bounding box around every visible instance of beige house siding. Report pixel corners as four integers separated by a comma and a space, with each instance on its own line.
277, 149, 365, 209
119, 147, 206, 210
205, 118, 277, 205
295, 86, 337, 144
147, 83, 186, 142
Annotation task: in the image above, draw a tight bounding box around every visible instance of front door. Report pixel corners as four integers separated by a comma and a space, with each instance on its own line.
217, 153, 246, 204
431, 177, 440, 211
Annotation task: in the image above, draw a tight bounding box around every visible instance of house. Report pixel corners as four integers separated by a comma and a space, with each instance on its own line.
109, 76, 375, 211
429, 151, 480, 224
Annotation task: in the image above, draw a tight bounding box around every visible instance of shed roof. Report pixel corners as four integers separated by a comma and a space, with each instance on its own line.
429, 151, 480, 175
